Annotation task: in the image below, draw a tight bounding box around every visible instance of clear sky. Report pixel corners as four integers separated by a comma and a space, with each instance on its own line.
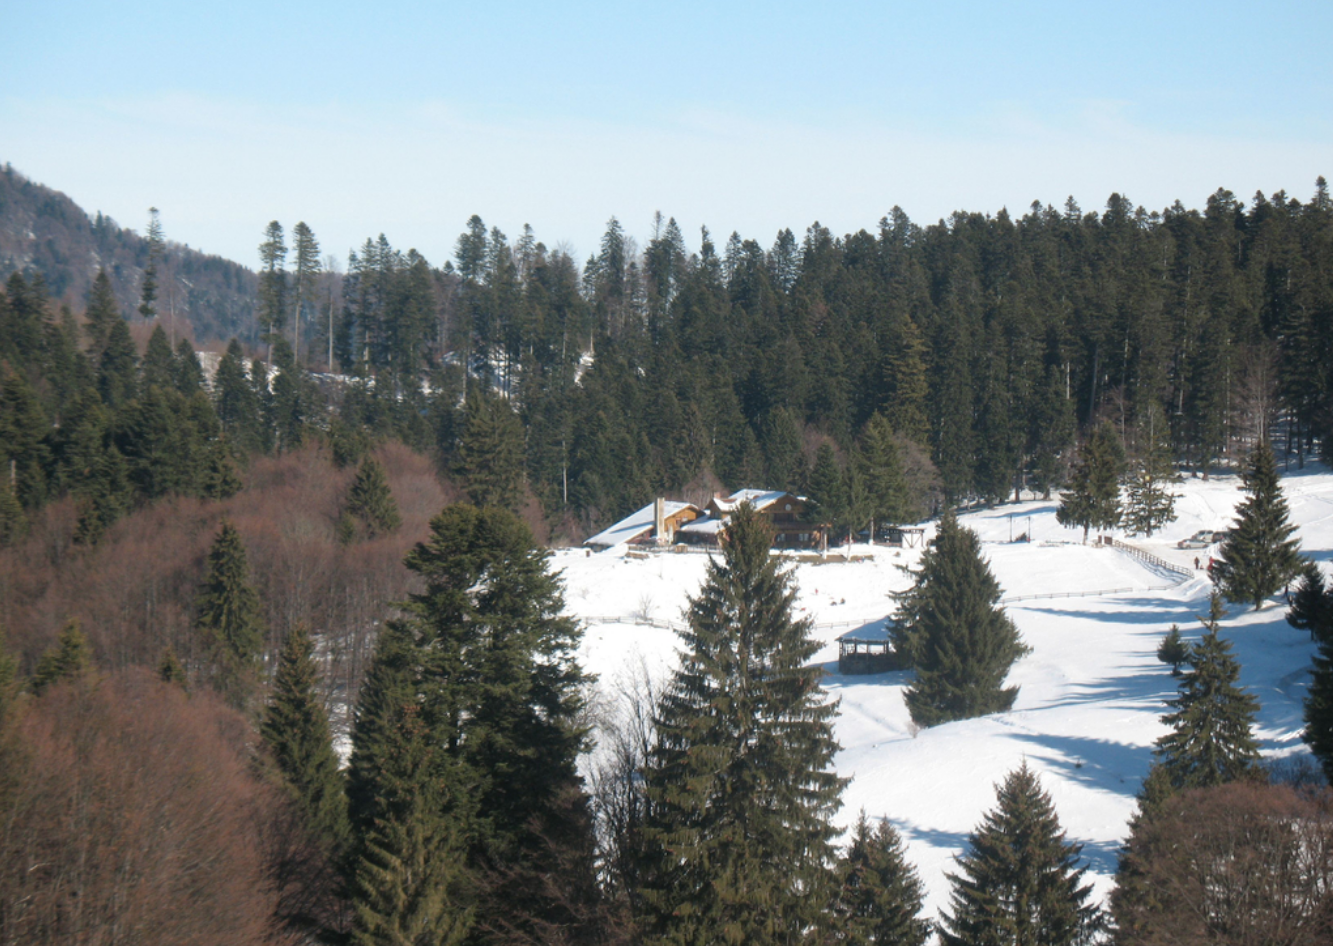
3, 1, 1330, 270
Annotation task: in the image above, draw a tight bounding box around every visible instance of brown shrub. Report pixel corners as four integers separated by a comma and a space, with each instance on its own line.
1111, 780, 1332, 945
0, 669, 295, 945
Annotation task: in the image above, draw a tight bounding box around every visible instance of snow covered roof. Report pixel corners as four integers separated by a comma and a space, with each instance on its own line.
837, 620, 894, 644
584, 500, 698, 550
710, 489, 795, 513
678, 517, 725, 535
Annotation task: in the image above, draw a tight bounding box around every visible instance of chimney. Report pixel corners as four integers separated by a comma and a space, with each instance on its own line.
654, 497, 667, 545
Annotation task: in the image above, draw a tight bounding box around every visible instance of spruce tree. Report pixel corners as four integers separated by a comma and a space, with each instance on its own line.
97, 318, 140, 409
1154, 593, 1261, 790
1213, 439, 1303, 610
833, 811, 930, 946
939, 762, 1101, 946
1155, 625, 1189, 677
351, 695, 474, 946
1056, 421, 1124, 543
857, 412, 909, 529
83, 269, 121, 357
342, 456, 401, 540
896, 509, 1029, 727
138, 207, 163, 320
195, 519, 265, 703
174, 337, 206, 395
637, 502, 846, 944
0, 628, 17, 722
1120, 404, 1179, 537
141, 324, 176, 392
262, 625, 349, 853
0, 479, 26, 548
31, 620, 93, 694
157, 646, 187, 688
455, 390, 525, 510
1288, 565, 1332, 780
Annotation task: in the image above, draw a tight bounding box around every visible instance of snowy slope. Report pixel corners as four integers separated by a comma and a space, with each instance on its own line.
556, 466, 1333, 918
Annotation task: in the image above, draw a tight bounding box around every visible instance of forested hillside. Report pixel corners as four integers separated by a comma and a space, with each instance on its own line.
269, 183, 1332, 530
0, 164, 257, 340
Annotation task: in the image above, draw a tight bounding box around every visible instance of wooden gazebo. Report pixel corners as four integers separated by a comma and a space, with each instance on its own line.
836, 620, 906, 675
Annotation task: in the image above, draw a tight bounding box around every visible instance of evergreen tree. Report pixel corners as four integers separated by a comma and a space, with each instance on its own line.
939, 762, 1101, 946
455, 389, 525, 510
1288, 565, 1332, 780
214, 339, 265, 454
1120, 404, 1179, 537
1154, 593, 1261, 790
833, 811, 931, 946
141, 324, 176, 392
637, 502, 846, 944
857, 412, 909, 529
173, 337, 206, 395
290, 221, 321, 359
1212, 439, 1303, 610
0, 371, 50, 509
353, 503, 598, 941
0, 628, 17, 722
896, 509, 1029, 727
97, 318, 139, 409
1056, 421, 1124, 543
71, 447, 130, 546
138, 207, 163, 320
809, 442, 848, 535
351, 700, 474, 946
83, 268, 121, 357
31, 620, 93, 694
341, 456, 401, 541
195, 519, 265, 702
0, 480, 26, 548
1155, 625, 1189, 677
157, 646, 187, 688
259, 220, 289, 352
262, 625, 350, 853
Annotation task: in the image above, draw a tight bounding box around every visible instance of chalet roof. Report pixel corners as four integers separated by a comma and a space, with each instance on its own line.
711, 489, 802, 513
584, 500, 699, 550
678, 516, 725, 535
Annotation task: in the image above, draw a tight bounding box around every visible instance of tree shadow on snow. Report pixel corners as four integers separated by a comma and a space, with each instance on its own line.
1017, 592, 1208, 627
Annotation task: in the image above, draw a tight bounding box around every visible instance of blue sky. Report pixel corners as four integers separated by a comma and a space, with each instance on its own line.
3, 1, 1329, 270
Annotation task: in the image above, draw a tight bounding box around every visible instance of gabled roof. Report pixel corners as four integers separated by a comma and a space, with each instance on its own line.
584, 500, 699, 550
710, 489, 799, 513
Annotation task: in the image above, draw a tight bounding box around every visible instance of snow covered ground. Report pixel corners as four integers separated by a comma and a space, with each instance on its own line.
555, 464, 1333, 917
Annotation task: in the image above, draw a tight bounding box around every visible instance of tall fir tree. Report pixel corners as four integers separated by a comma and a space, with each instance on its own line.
83, 269, 121, 358
1120, 403, 1179, 537
138, 207, 163, 320
1056, 421, 1124, 543
833, 811, 931, 946
455, 389, 525, 510
195, 519, 265, 703
290, 221, 321, 360
31, 619, 94, 694
636, 502, 846, 945
939, 763, 1101, 946
857, 412, 909, 529
1212, 439, 1303, 609
1154, 593, 1261, 790
1287, 565, 1332, 780
261, 624, 350, 854
353, 503, 599, 942
896, 509, 1029, 727
259, 221, 289, 354
341, 455, 401, 541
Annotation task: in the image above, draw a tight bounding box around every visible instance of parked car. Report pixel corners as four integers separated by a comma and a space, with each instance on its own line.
1177, 529, 1221, 549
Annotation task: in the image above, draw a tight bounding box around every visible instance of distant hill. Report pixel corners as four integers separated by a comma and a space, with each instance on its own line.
0, 163, 258, 343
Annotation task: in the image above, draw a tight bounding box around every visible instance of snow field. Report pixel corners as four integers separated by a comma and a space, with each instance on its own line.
557, 466, 1333, 919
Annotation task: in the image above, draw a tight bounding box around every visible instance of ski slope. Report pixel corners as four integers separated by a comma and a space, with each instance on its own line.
556, 465, 1333, 918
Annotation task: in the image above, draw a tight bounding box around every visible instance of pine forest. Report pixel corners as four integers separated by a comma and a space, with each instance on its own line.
0, 166, 1330, 945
